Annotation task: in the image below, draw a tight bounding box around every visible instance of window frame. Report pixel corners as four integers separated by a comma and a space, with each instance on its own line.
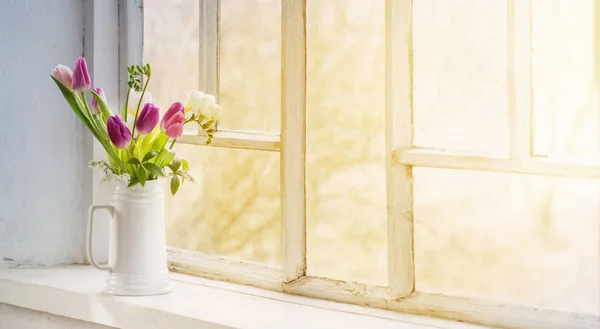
111, 1, 600, 329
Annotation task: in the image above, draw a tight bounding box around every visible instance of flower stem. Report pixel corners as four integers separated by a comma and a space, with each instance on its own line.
122, 88, 131, 122
131, 74, 151, 139
81, 93, 109, 143
169, 139, 176, 150
80, 92, 125, 172
78, 93, 96, 128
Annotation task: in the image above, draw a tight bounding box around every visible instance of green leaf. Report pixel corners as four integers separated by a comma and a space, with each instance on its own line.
138, 166, 147, 186
51, 76, 95, 137
182, 159, 189, 171
141, 129, 159, 151
52, 75, 123, 170
133, 137, 144, 158
161, 151, 176, 167
178, 171, 194, 182
90, 90, 113, 123
153, 148, 168, 166
127, 178, 139, 187
170, 175, 180, 195
168, 158, 181, 172
125, 163, 136, 176
142, 151, 158, 163
127, 158, 141, 165
151, 133, 169, 152
143, 163, 163, 178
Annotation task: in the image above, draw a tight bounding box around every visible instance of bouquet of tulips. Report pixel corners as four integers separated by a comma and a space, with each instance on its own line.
51, 57, 221, 195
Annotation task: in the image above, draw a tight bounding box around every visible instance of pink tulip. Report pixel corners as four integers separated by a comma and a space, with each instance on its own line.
136, 103, 160, 134
71, 57, 91, 92
106, 114, 132, 148
91, 87, 105, 114
52, 65, 73, 90
161, 101, 185, 130
164, 111, 185, 139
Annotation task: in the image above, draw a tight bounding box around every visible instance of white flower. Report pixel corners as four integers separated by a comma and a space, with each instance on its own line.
100, 171, 131, 184
127, 91, 153, 117
185, 91, 222, 120
115, 173, 131, 183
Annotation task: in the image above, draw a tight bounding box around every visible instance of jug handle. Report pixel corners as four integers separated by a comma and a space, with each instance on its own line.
86, 205, 114, 271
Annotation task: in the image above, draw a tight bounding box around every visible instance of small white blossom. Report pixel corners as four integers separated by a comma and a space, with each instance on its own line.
100, 171, 131, 184
115, 173, 131, 183
185, 91, 222, 121
91, 159, 131, 184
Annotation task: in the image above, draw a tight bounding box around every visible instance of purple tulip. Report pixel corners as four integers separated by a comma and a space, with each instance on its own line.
91, 87, 105, 114
161, 101, 185, 130
136, 103, 160, 134
71, 57, 91, 92
106, 115, 132, 148
164, 111, 185, 139
52, 65, 73, 90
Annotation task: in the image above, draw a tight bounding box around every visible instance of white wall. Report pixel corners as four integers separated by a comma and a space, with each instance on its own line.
0, 0, 92, 268
0, 304, 114, 329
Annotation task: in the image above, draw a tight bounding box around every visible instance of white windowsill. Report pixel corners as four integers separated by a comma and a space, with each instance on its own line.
0, 265, 492, 329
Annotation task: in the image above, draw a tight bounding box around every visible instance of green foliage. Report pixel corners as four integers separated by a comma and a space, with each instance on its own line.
184, 113, 217, 145
142, 151, 158, 163
164, 157, 194, 195
114, 126, 191, 193
167, 158, 181, 172
51, 75, 123, 171
126, 64, 152, 92
170, 175, 180, 195
53, 61, 202, 196
137, 165, 147, 186
143, 163, 163, 177
127, 158, 140, 165
90, 89, 113, 123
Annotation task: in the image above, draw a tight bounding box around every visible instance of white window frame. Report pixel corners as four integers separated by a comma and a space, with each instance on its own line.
93, 1, 600, 329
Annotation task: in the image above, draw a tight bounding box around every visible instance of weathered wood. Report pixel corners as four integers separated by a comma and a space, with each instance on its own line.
280, 0, 307, 283
178, 130, 280, 152
169, 248, 599, 329
167, 247, 282, 291
385, 0, 415, 299
198, 0, 220, 132
394, 147, 600, 179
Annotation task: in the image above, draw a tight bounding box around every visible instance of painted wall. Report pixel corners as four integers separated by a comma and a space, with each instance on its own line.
0, 304, 114, 329
0, 0, 92, 268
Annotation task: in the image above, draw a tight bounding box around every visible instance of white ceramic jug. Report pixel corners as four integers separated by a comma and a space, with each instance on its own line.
86, 179, 172, 296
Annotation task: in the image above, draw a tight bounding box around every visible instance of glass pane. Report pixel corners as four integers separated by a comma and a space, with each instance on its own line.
306, 0, 387, 286
413, 0, 508, 156
414, 167, 600, 315
531, 0, 599, 160
143, 0, 200, 113
219, 0, 281, 132
165, 145, 281, 266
